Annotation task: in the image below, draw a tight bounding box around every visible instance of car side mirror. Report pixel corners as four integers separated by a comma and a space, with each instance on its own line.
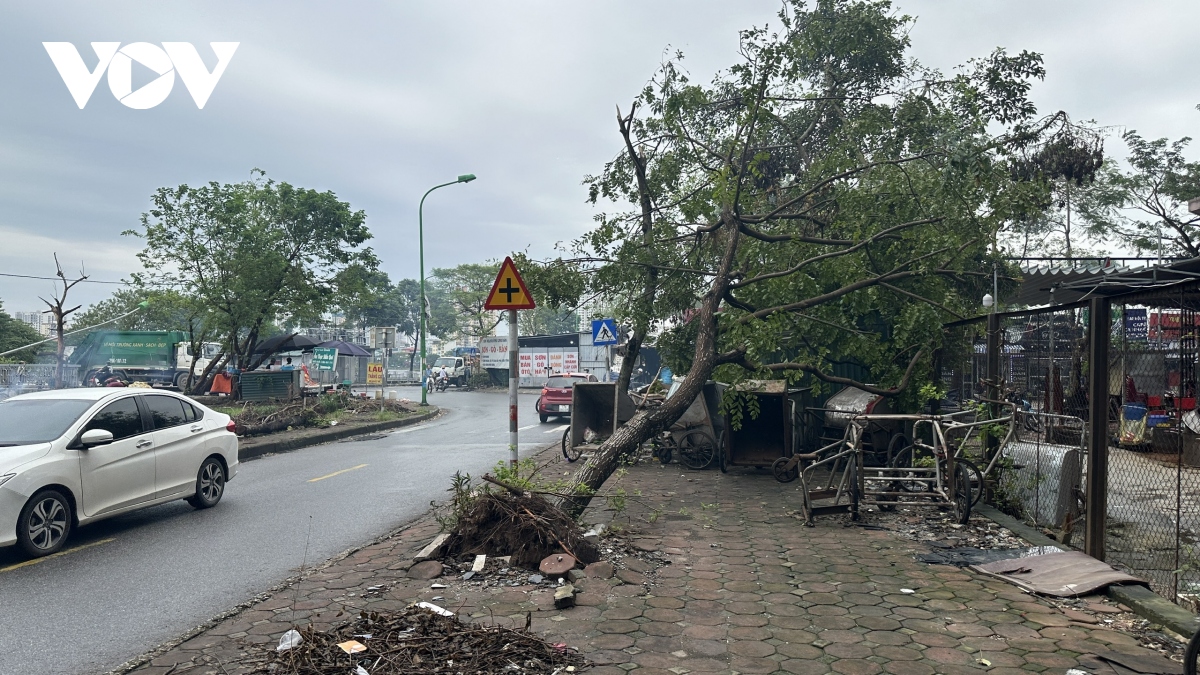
80, 429, 115, 448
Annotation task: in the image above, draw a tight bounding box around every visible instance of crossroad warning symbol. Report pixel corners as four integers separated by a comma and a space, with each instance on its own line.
484, 256, 536, 310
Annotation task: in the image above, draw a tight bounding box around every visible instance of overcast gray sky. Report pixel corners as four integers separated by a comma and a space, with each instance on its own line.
1, 1, 1197, 312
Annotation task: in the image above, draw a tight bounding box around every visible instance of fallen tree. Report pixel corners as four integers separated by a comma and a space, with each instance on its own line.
556, 0, 1093, 517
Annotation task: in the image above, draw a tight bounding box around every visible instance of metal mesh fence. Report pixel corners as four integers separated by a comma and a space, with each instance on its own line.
1109, 293, 1200, 608
941, 306, 1089, 548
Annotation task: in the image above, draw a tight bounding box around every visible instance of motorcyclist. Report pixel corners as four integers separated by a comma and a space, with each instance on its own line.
436, 365, 450, 389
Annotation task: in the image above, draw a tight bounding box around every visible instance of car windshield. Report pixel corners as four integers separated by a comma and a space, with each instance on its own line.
435, 358, 456, 367
0, 398, 95, 445
546, 377, 585, 389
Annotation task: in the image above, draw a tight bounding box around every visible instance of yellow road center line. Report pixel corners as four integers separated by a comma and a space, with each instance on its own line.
0, 537, 117, 573
307, 463, 369, 483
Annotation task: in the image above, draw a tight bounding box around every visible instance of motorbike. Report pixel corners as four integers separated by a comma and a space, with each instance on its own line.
1005, 389, 1040, 432
434, 377, 450, 392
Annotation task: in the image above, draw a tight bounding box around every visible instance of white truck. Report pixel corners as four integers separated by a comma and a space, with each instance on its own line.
433, 355, 473, 387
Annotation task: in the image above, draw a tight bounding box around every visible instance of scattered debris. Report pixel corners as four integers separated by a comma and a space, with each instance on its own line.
471, 554, 487, 572
250, 606, 587, 674
407, 560, 444, 580
554, 584, 577, 609
276, 629, 303, 652
415, 533, 450, 562
415, 602, 453, 617
540, 553, 576, 577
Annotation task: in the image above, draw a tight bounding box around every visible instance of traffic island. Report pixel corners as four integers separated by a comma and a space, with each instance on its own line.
236, 405, 440, 461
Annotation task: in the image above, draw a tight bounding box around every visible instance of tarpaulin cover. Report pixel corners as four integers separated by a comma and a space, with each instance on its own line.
916, 545, 1063, 567
971, 551, 1147, 597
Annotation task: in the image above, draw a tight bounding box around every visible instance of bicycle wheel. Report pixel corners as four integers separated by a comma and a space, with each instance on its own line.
888, 445, 932, 494
956, 456, 985, 508
678, 430, 717, 470
562, 427, 582, 462
1184, 626, 1200, 675
950, 460, 972, 525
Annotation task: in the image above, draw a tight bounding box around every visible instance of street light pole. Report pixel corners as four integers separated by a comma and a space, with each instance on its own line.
418, 173, 477, 406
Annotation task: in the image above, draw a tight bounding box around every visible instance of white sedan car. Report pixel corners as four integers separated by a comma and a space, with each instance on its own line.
0, 388, 238, 557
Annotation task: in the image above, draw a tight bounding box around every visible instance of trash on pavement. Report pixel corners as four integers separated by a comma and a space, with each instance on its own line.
416, 601, 454, 617
276, 628, 303, 651
249, 604, 588, 674
337, 639, 367, 654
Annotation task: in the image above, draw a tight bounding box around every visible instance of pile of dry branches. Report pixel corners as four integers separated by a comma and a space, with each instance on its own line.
252, 606, 588, 674
444, 490, 600, 569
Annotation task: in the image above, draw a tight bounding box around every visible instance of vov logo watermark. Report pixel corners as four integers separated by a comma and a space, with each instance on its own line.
43, 42, 239, 109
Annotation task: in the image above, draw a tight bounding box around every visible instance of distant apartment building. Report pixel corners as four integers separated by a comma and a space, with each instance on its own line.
13, 311, 57, 337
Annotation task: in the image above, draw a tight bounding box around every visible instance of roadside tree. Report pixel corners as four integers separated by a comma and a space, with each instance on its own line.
559, 0, 1083, 516
0, 301, 43, 363
127, 170, 377, 391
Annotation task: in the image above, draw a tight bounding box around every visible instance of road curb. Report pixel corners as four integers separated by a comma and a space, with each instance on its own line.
974, 503, 1198, 637
237, 407, 441, 461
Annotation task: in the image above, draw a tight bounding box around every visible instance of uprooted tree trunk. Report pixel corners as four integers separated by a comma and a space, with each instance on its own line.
560, 213, 738, 519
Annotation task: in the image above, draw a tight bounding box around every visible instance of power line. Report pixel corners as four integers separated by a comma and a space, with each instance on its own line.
0, 272, 128, 285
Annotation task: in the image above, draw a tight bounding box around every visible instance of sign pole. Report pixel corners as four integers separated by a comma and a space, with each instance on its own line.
508, 309, 519, 468
483, 256, 536, 470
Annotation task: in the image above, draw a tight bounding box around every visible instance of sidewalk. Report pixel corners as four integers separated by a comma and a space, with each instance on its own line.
123, 447, 1177, 675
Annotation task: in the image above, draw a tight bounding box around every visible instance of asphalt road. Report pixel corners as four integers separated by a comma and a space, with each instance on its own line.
0, 388, 560, 675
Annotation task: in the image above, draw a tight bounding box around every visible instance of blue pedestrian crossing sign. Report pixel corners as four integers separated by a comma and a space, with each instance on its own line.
592, 318, 618, 345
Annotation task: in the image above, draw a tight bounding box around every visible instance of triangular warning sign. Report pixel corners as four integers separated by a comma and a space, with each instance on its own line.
484, 256, 537, 310
595, 323, 615, 343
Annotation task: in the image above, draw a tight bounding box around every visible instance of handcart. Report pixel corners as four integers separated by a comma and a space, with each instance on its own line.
629, 379, 725, 470
774, 411, 1004, 526
564, 379, 724, 470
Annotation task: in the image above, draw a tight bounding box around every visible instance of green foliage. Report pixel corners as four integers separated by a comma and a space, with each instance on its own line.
0, 302, 43, 363
1075, 131, 1200, 258
719, 387, 762, 432
569, 0, 1073, 406
432, 262, 502, 338
126, 169, 378, 371
468, 370, 494, 389
433, 471, 475, 532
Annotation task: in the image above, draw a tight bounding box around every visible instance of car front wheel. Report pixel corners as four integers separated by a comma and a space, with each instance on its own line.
187, 457, 226, 509
18, 489, 73, 557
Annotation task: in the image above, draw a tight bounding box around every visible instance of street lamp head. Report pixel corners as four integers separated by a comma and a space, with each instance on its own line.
457, 174, 477, 183
982, 293, 994, 309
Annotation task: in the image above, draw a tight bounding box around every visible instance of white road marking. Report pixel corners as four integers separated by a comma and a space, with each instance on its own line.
518, 424, 540, 431
545, 424, 569, 434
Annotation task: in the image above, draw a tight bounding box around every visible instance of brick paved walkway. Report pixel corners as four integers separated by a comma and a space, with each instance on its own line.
126, 449, 1167, 675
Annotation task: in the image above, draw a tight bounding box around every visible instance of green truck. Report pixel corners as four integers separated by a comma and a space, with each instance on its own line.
70, 330, 220, 388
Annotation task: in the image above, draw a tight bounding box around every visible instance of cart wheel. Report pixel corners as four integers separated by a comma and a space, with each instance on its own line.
771, 457, 798, 483
678, 430, 717, 470
718, 430, 728, 473
951, 461, 973, 525
563, 427, 582, 462
654, 442, 673, 465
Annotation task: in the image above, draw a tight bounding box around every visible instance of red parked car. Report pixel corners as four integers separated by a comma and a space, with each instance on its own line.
536, 373, 598, 423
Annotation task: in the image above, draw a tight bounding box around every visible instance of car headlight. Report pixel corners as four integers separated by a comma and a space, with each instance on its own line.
0, 474, 14, 488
